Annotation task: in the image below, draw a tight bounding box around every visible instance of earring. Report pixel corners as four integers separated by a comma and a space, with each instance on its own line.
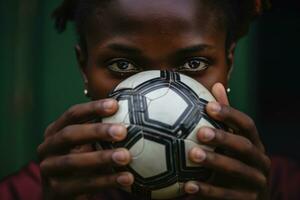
227, 88, 231, 93
84, 89, 89, 97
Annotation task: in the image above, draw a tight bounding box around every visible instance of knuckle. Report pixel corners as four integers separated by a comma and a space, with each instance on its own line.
93, 174, 116, 189
37, 143, 44, 157
258, 174, 268, 188
207, 151, 216, 162
94, 123, 106, 137
59, 127, 74, 145
229, 166, 243, 178
66, 105, 80, 120
251, 169, 267, 189
40, 160, 49, 175
58, 155, 72, 168
40, 160, 48, 170
92, 100, 101, 111
243, 116, 256, 132
103, 174, 117, 186
44, 122, 55, 138
37, 141, 49, 160
225, 161, 244, 177
220, 104, 230, 117
91, 100, 105, 114
240, 138, 254, 154
265, 156, 272, 172
215, 129, 226, 142
95, 151, 105, 166
97, 150, 112, 165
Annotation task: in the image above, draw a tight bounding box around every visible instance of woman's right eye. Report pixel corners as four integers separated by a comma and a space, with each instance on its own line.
177, 57, 210, 72
107, 59, 140, 73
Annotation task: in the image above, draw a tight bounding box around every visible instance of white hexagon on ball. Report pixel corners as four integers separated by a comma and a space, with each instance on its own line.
145, 87, 188, 126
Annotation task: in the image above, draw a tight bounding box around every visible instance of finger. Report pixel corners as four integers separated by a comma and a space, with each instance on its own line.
197, 127, 271, 175
189, 147, 267, 189
40, 148, 131, 176
206, 102, 264, 150
211, 82, 230, 106
48, 172, 134, 197
45, 99, 118, 137
38, 123, 126, 159
185, 181, 257, 200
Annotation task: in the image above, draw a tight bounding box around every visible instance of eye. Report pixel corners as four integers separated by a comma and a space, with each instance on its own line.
178, 57, 210, 72
107, 58, 140, 73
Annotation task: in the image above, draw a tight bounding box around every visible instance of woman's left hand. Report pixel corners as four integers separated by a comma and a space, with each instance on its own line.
184, 83, 271, 200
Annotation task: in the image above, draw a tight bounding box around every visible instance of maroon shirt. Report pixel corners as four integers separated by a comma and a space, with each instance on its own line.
0, 157, 299, 200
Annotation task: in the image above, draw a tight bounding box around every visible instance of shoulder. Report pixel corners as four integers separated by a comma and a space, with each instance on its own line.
270, 156, 300, 200
0, 162, 42, 200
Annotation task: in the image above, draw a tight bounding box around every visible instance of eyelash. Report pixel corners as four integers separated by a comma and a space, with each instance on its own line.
105, 57, 211, 74
106, 58, 141, 73
177, 57, 211, 72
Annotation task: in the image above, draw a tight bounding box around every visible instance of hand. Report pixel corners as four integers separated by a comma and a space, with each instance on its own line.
184, 83, 271, 200
37, 99, 134, 199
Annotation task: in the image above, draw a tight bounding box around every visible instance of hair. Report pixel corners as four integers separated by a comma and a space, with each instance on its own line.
52, 0, 270, 53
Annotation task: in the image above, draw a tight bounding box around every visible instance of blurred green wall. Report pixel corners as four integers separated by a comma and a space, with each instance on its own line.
0, 0, 256, 179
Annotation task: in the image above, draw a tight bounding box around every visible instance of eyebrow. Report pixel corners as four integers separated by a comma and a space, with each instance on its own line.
106, 43, 215, 57
106, 43, 142, 55
174, 44, 215, 56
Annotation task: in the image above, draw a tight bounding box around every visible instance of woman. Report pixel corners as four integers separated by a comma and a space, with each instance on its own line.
0, 0, 299, 199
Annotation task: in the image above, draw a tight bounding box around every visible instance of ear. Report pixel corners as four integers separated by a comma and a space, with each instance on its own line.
75, 45, 88, 84
227, 42, 236, 80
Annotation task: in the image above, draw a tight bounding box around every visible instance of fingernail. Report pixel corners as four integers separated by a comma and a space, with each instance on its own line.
102, 100, 115, 110
199, 128, 215, 142
185, 182, 199, 194
112, 150, 129, 165
192, 148, 206, 162
109, 125, 126, 141
117, 173, 133, 186
207, 102, 221, 113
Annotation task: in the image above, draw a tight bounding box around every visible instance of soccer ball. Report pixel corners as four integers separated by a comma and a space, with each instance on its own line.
98, 70, 224, 199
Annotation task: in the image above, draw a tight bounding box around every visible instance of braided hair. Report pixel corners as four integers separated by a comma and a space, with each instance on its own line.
52, 0, 270, 52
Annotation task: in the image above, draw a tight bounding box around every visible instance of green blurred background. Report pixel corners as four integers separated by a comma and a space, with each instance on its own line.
0, 0, 86, 179
0, 0, 299, 179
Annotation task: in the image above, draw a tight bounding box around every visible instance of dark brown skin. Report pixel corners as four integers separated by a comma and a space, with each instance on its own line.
37, 0, 271, 199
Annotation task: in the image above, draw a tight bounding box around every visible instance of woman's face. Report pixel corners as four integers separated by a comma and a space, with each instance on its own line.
77, 0, 233, 100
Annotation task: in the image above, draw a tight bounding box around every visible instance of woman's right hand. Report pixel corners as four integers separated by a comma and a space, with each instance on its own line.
37, 99, 134, 199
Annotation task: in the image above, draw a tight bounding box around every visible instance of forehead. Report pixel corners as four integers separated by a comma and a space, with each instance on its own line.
86, 0, 224, 47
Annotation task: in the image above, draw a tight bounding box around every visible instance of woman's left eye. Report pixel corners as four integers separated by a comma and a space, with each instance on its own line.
107, 59, 140, 73
178, 57, 210, 72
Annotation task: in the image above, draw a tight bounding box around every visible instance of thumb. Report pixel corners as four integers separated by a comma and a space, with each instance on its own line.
211, 83, 230, 106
